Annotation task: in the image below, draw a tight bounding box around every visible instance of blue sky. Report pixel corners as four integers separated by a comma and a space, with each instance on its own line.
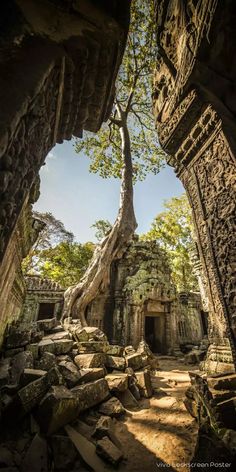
34, 140, 184, 243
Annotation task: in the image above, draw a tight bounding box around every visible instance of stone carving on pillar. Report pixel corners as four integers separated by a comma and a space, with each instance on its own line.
154, 0, 236, 372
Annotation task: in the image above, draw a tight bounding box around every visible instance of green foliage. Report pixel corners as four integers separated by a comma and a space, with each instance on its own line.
91, 219, 112, 242
74, 0, 166, 181
141, 194, 198, 292
36, 241, 94, 288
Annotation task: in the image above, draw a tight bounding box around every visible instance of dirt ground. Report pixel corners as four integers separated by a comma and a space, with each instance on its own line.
114, 357, 199, 472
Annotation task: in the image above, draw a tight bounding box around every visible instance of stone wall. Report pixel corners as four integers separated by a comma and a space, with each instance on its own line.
153, 0, 236, 373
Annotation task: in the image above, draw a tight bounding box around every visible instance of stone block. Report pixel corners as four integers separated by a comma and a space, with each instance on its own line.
216, 397, 236, 429
5, 327, 31, 349
106, 355, 125, 371
70, 326, 107, 343
77, 341, 108, 353
96, 436, 123, 466
4, 347, 24, 358
71, 378, 110, 413
36, 385, 79, 435
58, 361, 81, 388
51, 435, 77, 470
37, 318, 56, 332
21, 434, 48, 472
74, 353, 106, 369
26, 343, 39, 360
38, 339, 55, 355
20, 368, 47, 387
10, 351, 34, 385
106, 345, 124, 357
135, 370, 153, 398
98, 396, 125, 418
35, 352, 57, 371
116, 389, 139, 409
78, 368, 106, 384
46, 331, 70, 341
208, 373, 236, 391
105, 373, 128, 393
46, 366, 65, 386
125, 353, 143, 371
53, 339, 74, 355
92, 415, 113, 439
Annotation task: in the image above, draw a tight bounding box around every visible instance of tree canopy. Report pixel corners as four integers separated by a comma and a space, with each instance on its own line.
142, 194, 198, 292
91, 220, 112, 242
74, 0, 166, 182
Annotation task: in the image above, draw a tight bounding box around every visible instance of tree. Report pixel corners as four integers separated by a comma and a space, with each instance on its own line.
142, 194, 198, 292
62, 0, 166, 324
91, 220, 112, 242
36, 241, 94, 288
22, 211, 74, 274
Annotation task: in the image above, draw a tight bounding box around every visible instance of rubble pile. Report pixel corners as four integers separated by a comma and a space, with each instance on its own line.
0, 318, 158, 471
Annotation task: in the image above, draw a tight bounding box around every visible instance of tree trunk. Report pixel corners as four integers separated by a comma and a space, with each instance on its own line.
61, 104, 137, 325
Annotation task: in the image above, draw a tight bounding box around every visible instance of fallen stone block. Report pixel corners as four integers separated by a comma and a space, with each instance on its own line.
4, 347, 24, 358
0, 358, 11, 387
20, 369, 47, 387
36, 385, 79, 434
46, 366, 65, 386
51, 435, 78, 470
116, 389, 139, 409
135, 370, 153, 398
26, 343, 39, 360
71, 378, 110, 413
92, 415, 113, 439
37, 318, 56, 332
96, 436, 123, 466
105, 373, 128, 393
74, 353, 106, 369
35, 352, 57, 371
58, 361, 81, 388
125, 353, 143, 371
56, 354, 71, 363
136, 340, 160, 370
5, 327, 31, 349
106, 345, 124, 357
10, 351, 34, 385
207, 373, 236, 391
106, 355, 125, 371
38, 339, 55, 355
98, 396, 125, 418
53, 339, 74, 355
77, 341, 108, 353
46, 331, 70, 341
125, 345, 136, 355
21, 434, 48, 472
78, 368, 106, 384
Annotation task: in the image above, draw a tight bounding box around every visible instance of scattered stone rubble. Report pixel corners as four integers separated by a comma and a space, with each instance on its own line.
0, 318, 158, 471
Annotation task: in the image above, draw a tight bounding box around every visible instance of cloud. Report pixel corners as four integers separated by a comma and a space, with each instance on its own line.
40, 150, 57, 174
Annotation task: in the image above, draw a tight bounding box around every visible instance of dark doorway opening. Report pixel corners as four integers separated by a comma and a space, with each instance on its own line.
200, 310, 208, 335
38, 302, 55, 320
145, 314, 166, 354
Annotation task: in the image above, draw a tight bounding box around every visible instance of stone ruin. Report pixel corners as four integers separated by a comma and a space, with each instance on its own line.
0, 317, 158, 470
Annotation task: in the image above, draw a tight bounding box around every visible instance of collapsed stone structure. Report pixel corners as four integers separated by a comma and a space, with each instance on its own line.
23, 275, 64, 324
0, 318, 157, 470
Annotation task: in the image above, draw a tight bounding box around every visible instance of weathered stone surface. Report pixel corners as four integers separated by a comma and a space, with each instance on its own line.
10, 351, 34, 385
98, 396, 125, 418
46, 331, 70, 341
135, 370, 153, 398
96, 436, 123, 466
36, 385, 79, 434
53, 339, 74, 355
185, 350, 205, 365
0, 358, 11, 387
208, 373, 236, 391
21, 434, 48, 472
77, 341, 108, 353
92, 415, 114, 439
105, 374, 128, 393
116, 389, 139, 409
136, 340, 160, 370
58, 361, 81, 388
78, 368, 106, 384
51, 435, 78, 470
38, 339, 55, 355
74, 353, 106, 369
125, 353, 143, 371
106, 345, 124, 357
106, 355, 125, 371
35, 352, 57, 371
70, 326, 107, 343
71, 378, 110, 413
56, 354, 71, 363
26, 343, 39, 360
20, 368, 47, 387
5, 328, 31, 349
37, 318, 56, 332
4, 347, 24, 358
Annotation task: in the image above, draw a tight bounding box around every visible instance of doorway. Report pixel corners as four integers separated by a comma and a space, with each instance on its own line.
145, 314, 166, 354
37, 302, 55, 320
